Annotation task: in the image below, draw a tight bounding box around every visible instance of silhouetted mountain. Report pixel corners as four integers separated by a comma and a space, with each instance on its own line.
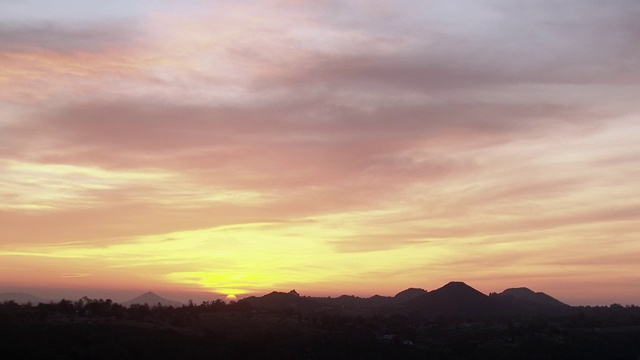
122, 292, 182, 307
314, 295, 364, 308
432, 281, 486, 298
239, 290, 320, 312
494, 287, 568, 308
235, 282, 572, 317
3, 286, 640, 360
312, 294, 396, 310
393, 287, 427, 303
0, 292, 48, 305
408, 281, 497, 316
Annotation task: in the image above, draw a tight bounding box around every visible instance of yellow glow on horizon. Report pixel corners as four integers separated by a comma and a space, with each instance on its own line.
165, 272, 280, 296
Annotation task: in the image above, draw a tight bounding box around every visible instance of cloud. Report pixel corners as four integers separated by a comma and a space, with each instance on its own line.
61, 273, 92, 278
236, 0, 640, 94
1, 91, 634, 253
0, 22, 147, 104
1, 0, 639, 303
0, 21, 140, 53
8, 96, 594, 168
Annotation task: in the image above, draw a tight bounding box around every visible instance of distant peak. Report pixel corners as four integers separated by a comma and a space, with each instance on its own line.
396, 287, 426, 293
498, 287, 567, 307
502, 287, 535, 294
394, 287, 427, 297
123, 291, 182, 307
432, 281, 486, 298
289, 290, 299, 296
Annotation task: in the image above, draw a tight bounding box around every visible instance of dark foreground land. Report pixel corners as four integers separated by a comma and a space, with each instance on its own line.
2, 298, 640, 359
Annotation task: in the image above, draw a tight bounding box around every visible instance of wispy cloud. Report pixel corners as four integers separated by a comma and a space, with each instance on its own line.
0, 21, 140, 53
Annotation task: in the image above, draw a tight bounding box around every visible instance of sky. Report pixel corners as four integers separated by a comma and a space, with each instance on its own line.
1, 0, 639, 306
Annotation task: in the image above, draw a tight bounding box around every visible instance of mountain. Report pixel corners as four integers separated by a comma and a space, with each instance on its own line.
312, 288, 427, 310
393, 288, 427, 303
311, 293, 396, 310
122, 292, 182, 307
495, 287, 567, 308
314, 295, 366, 308
239, 290, 320, 312
408, 281, 497, 316
0, 292, 48, 305
233, 282, 571, 317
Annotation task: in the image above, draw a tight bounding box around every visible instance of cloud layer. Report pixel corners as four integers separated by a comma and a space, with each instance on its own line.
1, 0, 639, 305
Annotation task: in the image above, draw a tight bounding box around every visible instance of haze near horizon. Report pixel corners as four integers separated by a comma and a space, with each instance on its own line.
1, 0, 639, 306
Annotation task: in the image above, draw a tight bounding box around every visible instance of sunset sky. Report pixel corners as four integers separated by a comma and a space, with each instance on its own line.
1, 0, 639, 305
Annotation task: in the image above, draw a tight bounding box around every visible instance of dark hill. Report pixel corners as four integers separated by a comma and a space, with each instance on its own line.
236, 282, 571, 317
394, 288, 427, 303
408, 281, 497, 316
313, 294, 395, 310
426, 281, 488, 302
239, 290, 320, 312
493, 287, 568, 309
314, 295, 364, 308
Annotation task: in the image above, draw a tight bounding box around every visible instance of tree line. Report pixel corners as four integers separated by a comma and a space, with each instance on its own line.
0, 297, 250, 325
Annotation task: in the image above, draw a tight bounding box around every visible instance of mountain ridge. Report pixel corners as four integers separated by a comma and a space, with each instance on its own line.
238, 281, 568, 316
494, 287, 568, 308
